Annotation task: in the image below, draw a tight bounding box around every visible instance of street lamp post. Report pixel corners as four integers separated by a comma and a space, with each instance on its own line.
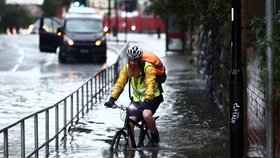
230, 0, 243, 157
265, 0, 274, 157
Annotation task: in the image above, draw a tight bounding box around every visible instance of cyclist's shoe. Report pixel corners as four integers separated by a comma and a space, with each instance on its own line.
146, 139, 158, 148
151, 130, 160, 143
146, 130, 160, 148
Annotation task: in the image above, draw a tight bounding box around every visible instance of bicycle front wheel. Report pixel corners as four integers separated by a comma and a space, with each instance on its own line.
110, 129, 128, 151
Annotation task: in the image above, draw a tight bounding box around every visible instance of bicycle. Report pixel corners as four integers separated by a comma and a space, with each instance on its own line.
109, 103, 159, 151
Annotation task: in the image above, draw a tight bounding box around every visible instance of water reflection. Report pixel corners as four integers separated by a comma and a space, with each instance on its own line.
0, 62, 102, 129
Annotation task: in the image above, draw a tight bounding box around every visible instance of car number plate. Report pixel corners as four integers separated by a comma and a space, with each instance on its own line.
80, 49, 89, 53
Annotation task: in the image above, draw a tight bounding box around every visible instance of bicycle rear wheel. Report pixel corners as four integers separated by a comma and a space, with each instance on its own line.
110, 129, 128, 151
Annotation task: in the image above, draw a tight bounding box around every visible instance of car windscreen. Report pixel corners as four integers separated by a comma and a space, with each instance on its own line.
65, 18, 103, 33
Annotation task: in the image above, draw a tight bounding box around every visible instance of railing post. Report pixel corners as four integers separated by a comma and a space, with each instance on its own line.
86, 82, 89, 112
21, 120, 25, 158
82, 87, 84, 116
99, 70, 104, 96
45, 109, 49, 157
34, 114, 39, 158
95, 76, 97, 103
55, 104, 59, 150
99, 73, 101, 101
103, 70, 106, 94
114, 62, 118, 83
108, 67, 111, 88
90, 78, 93, 108
71, 95, 73, 126
76, 91, 79, 122
111, 66, 114, 87
105, 69, 107, 92
4, 130, 8, 158
104, 70, 106, 91
64, 100, 67, 138
100, 71, 103, 97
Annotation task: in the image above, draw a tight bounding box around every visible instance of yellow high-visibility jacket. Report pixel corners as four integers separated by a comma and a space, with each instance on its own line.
111, 62, 161, 102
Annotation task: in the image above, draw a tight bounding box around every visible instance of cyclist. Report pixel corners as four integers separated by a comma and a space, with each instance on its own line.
104, 45, 164, 147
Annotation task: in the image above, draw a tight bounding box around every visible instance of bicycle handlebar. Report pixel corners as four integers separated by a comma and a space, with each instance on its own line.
111, 103, 126, 110
111, 102, 143, 112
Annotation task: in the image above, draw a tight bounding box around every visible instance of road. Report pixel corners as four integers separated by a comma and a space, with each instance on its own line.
0, 34, 119, 129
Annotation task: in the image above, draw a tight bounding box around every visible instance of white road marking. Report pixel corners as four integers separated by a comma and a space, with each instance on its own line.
11, 49, 25, 72
43, 55, 57, 67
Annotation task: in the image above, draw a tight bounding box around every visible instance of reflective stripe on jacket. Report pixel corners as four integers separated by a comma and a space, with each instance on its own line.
111, 62, 161, 102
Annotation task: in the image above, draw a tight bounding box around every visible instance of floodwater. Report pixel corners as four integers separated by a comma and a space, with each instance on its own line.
51, 53, 229, 158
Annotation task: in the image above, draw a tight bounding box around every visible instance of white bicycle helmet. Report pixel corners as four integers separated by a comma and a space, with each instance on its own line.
127, 45, 143, 61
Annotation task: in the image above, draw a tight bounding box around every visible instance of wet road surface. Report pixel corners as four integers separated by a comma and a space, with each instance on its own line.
51, 53, 229, 157
0, 35, 120, 129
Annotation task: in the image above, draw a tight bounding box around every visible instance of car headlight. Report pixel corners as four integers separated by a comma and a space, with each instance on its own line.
57, 32, 62, 36
64, 35, 74, 46
68, 40, 74, 46
95, 40, 102, 46
95, 36, 106, 46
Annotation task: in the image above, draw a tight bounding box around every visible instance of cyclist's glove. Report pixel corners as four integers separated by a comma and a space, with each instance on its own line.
104, 97, 116, 108
139, 100, 151, 110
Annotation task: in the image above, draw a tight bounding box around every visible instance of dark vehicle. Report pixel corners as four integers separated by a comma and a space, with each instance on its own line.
39, 7, 107, 63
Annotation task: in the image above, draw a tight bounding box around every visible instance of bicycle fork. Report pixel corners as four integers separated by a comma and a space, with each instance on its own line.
125, 114, 137, 148
137, 121, 149, 148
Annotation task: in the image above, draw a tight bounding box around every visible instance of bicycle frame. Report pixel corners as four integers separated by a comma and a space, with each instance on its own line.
110, 104, 158, 151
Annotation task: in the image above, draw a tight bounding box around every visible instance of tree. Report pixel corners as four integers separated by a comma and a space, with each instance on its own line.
42, 0, 64, 17
0, 4, 33, 33
147, 0, 231, 28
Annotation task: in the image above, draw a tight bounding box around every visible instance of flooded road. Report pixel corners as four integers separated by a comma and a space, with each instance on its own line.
0, 35, 120, 129
51, 53, 229, 157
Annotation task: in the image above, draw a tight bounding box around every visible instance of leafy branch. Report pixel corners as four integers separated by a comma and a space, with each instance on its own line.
250, 12, 280, 97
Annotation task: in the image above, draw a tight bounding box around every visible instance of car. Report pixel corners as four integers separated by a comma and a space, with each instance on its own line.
39, 7, 107, 63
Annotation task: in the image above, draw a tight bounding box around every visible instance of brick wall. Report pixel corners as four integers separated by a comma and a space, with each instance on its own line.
246, 49, 265, 157
241, 0, 269, 156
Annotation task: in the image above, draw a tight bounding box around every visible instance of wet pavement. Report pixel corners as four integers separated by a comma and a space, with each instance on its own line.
50, 34, 229, 158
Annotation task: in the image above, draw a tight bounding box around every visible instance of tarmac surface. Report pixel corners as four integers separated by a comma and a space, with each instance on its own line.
50, 33, 229, 158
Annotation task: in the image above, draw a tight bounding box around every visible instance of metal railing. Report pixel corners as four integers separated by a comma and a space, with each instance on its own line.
0, 43, 129, 158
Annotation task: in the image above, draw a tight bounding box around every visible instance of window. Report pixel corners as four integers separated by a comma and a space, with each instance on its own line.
42, 18, 61, 33
65, 19, 103, 33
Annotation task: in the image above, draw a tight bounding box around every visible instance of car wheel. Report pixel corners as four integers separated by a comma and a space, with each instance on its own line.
58, 52, 67, 63
96, 56, 106, 64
